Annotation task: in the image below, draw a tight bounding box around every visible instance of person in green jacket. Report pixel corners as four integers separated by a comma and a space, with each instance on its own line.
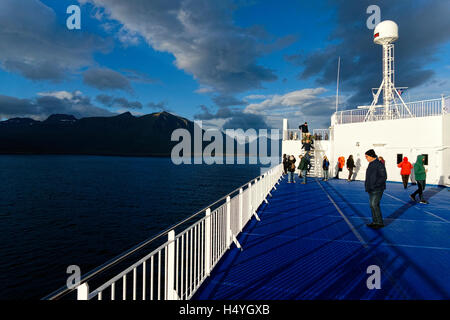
298, 153, 311, 184
410, 155, 428, 204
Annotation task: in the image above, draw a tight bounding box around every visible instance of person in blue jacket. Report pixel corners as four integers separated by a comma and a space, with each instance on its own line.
364, 149, 387, 229
322, 155, 330, 181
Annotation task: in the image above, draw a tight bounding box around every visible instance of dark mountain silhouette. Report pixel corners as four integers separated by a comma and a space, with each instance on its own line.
0, 111, 281, 157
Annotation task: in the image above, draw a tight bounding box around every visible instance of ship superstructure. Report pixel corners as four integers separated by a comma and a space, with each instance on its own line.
283, 20, 450, 187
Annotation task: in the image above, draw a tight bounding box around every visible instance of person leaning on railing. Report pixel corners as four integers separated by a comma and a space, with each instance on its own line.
299, 122, 309, 139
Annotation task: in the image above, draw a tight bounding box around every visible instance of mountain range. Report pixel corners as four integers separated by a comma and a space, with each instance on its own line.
0, 111, 280, 157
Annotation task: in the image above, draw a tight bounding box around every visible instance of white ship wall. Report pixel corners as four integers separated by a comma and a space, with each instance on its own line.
282, 114, 450, 186
443, 113, 450, 186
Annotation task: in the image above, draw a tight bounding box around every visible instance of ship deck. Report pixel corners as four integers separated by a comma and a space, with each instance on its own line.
193, 175, 450, 300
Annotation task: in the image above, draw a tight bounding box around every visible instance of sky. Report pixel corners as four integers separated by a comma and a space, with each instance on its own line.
0, 0, 449, 132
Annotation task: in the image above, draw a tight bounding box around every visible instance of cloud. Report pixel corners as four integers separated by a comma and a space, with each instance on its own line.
222, 112, 269, 131
194, 105, 268, 130
286, 0, 450, 105
244, 88, 328, 114
120, 69, 158, 84
212, 95, 248, 107
0, 91, 114, 120
244, 94, 267, 100
147, 101, 169, 111
195, 87, 215, 94
83, 68, 132, 91
79, 0, 286, 93
194, 88, 337, 131
95, 94, 143, 109
241, 88, 339, 130
0, 0, 109, 81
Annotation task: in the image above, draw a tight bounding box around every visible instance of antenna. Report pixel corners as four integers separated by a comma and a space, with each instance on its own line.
336, 56, 340, 113
365, 20, 412, 121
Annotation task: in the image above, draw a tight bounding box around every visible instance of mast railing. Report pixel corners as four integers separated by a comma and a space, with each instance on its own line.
334, 96, 449, 125
43, 163, 283, 300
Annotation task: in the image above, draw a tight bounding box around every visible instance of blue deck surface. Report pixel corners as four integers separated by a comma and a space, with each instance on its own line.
193, 175, 450, 300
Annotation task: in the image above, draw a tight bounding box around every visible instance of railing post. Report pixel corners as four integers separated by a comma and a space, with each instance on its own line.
77, 283, 89, 300
204, 208, 211, 276
166, 230, 177, 300
442, 95, 446, 114
247, 182, 252, 226
238, 188, 243, 232
226, 196, 231, 248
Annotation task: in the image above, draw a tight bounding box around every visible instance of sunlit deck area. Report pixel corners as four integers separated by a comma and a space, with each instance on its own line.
194, 175, 450, 300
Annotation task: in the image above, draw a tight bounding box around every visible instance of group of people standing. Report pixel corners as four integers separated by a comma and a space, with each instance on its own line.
283, 146, 429, 230
283, 153, 312, 184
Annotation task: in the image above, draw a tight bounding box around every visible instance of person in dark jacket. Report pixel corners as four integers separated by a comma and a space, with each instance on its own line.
282, 154, 288, 175
322, 155, 330, 181
410, 155, 428, 204
298, 153, 310, 184
301, 139, 314, 152
364, 149, 387, 229
299, 122, 309, 139
347, 155, 356, 181
287, 155, 296, 183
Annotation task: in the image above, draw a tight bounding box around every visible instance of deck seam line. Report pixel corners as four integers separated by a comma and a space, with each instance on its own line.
314, 178, 369, 248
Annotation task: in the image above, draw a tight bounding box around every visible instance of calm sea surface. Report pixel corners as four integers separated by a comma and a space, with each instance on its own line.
0, 155, 264, 299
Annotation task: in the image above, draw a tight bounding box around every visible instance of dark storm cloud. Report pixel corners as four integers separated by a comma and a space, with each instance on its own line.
0, 92, 114, 120
0, 0, 109, 81
286, 0, 450, 106
84, 68, 132, 91
79, 0, 287, 93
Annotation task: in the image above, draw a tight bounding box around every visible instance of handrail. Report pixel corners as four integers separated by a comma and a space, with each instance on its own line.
42, 164, 280, 300
333, 96, 448, 125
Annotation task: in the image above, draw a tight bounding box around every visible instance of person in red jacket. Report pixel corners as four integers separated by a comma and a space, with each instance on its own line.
335, 156, 345, 179
397, 156, 413, 189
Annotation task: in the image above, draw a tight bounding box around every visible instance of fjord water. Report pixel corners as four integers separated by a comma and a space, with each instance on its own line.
0, 155, 263, 299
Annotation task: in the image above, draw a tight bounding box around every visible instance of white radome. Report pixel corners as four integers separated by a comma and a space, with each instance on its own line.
374, 20, 399, 45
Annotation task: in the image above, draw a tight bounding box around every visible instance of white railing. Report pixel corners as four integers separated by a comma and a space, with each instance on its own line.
283, 129, 329, 141
312, 129, 329, 141
334, 96, 449, 125
284, 129, 302, 141
44, 163, 283, 301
